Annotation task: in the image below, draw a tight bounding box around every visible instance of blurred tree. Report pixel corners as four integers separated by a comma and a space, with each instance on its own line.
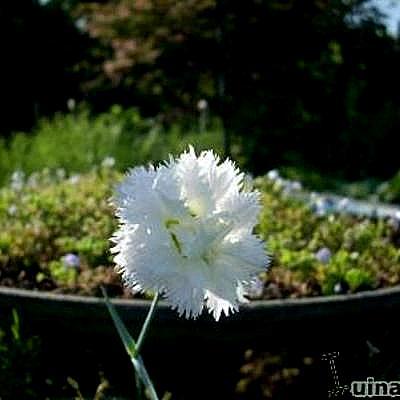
0, 0, 95, 135
75, 0, 219, 115
1, 0, 399, 180
76, 0, 400, 179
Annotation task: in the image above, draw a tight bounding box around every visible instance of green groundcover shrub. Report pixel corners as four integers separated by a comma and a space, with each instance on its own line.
1, 165, 399, 299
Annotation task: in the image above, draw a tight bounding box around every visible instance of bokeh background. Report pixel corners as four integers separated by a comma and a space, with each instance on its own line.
1, 0, 400, 185
2, 1, 400, 399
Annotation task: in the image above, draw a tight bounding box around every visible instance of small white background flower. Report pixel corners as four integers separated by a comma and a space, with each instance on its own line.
111, 147, 269, 320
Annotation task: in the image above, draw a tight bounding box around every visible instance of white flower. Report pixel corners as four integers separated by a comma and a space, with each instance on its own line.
68, 174, 80, 185
266, 169, 279, 181
10, 170, 25, 191
111, 146, 269, 320
102, 156, 116, 169
7, 204, 18, 216
197, 99, 208, 111
56, 168, 66, 180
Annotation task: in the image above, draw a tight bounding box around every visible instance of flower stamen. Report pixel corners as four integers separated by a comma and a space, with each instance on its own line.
164, 219, 185, 256
170, 231, 183, 254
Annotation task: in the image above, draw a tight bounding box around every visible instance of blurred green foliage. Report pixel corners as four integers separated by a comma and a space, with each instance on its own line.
0, 310, 41, 399
0, 310, 113, 399
2, 0, 400, 181
0, 106, 224, 185
377, 172, 400, 204
75, 0, 400, 179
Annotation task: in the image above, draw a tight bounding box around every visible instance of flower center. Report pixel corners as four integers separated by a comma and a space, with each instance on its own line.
201, 248, 217, 265
164, 219, 184, 256
164, 217, 222, 266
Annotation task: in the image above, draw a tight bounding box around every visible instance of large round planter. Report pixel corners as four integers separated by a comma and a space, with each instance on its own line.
2, 285, 399, 399
1, 285, 399, 348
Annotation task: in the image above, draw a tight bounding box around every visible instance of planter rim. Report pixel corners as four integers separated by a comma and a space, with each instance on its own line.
1, 284, 400, 310
2, 284, 400, 345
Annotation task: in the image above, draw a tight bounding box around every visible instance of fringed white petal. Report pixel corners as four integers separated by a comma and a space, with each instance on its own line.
110, 146, 270, 321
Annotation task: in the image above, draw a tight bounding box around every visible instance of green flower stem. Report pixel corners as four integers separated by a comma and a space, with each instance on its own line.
135, 292, 160, 356
133, 292, 160, 400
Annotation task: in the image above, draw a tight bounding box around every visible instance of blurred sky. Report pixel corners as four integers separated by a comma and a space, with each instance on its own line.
373, 0, 400, 35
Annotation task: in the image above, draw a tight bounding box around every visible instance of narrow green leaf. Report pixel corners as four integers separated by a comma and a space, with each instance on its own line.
136, 371, 144, 400
131, 356, 160, 400
11, 309, 20, 342
100, 286, 136, 357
